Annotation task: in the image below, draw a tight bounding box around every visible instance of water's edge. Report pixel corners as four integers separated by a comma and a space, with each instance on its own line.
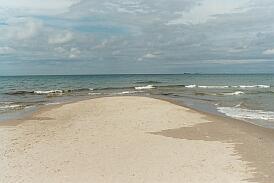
1, 74, 274, 128
1, 95, 273, 134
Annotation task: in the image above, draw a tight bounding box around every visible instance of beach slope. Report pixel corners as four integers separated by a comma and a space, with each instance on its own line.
1, 96, 273, 183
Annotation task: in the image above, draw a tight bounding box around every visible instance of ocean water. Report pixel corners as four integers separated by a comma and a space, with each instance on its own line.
1, 74, 274, 128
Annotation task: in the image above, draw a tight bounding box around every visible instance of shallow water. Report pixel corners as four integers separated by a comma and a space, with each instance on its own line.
1, 74, 274, 128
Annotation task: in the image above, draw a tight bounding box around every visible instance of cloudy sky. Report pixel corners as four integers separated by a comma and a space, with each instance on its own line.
1, 0, 274, 75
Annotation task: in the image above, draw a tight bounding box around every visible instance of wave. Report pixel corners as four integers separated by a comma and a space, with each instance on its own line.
0, 104, 22, 109
114, 91, 144, 95
185, 85, 271, 89
95, 86, 134, 91
235, 85, 270, 89
88, 92, 102, 95
0, 102, 25, 112
4, 84, 271, 97
156, 84, 186, 89
45, 102, 61, 106
186, 85, 229, 89
199, 85, 229, 89
6, 88, 94, 96
61, 88, 93, 93
185, 85, 196, 88
221, 91, 245, 96
217, 106, 274, 121
6, 91, 34, 95
194, 91, 244, 96
134, 81, 162, 84
194, 92, 208, 96
68, 88, 94, 92
5, 87, 138, 96
161, 93, 174, 96
135, 85, 155, 90
89, 91, 143, 95
34, 90, 63, 94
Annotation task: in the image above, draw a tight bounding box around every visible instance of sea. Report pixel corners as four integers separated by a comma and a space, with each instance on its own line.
1, 74, 274, 129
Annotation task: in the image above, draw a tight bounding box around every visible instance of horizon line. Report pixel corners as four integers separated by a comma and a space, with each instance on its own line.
1, 73, 274, 77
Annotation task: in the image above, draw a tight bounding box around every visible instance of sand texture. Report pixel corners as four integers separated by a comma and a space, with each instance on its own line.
1, 96, 274, 183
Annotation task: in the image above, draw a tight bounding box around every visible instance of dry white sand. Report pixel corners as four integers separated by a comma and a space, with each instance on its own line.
0, 96, 273, 183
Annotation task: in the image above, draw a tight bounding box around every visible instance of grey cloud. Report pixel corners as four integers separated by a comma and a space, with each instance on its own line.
1, 0, 274, 74
48, 31, 74, 44
0, 46, 15, 54
263, 49, 274, 55
0, 18, 43, 40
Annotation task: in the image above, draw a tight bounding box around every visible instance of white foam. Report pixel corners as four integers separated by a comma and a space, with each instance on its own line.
198, 85, 229, 89
88, 92, 102, 95
185, 84, 271, 89
45, 102, 61, 106
217, 106, 274, 121
135, 85, 155, 90
258, 85, 271, 88
34, 90, 63, 94
115, 91, 144, 95
234, 85, 270, 88
0, 102, 13, 105
185, 85, 196, 88
222, 91, 245, 96
0, 104, 22, 109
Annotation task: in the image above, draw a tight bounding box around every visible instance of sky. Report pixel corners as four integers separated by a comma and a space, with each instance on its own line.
1, 0, 274, 75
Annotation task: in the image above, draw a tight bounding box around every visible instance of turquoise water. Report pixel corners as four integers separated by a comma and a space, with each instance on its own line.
1, 74, 274, 128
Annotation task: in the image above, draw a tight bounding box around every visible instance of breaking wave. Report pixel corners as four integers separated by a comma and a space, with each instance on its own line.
185, 85, 271, 89
6, 88, 94, 95
134, 81, 162, 84
114, 91, 144, 95
135, 85, 155, 90
88, 92, 102, 96
221, 91, 245, 96
185, 85, 196, 88
217, 106, 274, 121
235, 85, 270, 88
199, 86, 229, 89
34, 90, 63, 94
0, 102, 26, 112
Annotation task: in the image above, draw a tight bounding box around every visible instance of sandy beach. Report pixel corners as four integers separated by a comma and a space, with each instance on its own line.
0, 96, 274, 183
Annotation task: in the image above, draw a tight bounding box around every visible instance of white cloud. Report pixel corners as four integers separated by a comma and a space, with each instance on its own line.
54, 47, 81, 59
4, 18, 43, 40
103, 1, 149, 14
0, 46, 15, 54
69, 47, 81, 58
0, 0, 80, 15
167, 0, 249, 25
1, 0, 274, 71
201, 59, 272, 65
263, 48, 274, 55
54, 47, 67, 53
143, 53, 158, 58
94, 39, 109, 49
138, 52, 160, 61
49, 31, 73, 44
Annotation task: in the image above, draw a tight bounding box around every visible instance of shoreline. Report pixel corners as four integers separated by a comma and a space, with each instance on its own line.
154, 95, 274, 133
0, 95, 97, 126
1, 94, 274, 132
1, 96, 274, 182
